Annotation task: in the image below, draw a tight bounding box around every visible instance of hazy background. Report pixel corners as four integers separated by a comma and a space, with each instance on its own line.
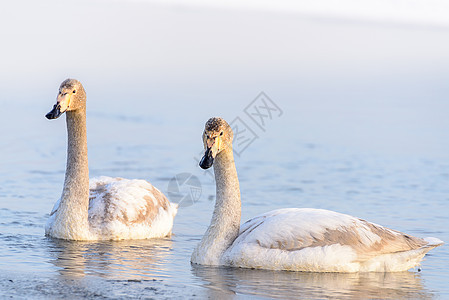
1, 0, 449, 159
0, 0, 448, 298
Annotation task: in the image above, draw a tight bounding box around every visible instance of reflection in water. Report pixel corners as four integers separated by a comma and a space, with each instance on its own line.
192, 265, 433, 299
46, 238, 173, 280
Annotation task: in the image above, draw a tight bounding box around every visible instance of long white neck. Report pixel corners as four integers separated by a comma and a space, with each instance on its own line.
52, 108, 90, 239
191, 148, 241, 265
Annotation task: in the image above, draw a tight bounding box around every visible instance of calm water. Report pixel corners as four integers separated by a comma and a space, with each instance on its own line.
1, 0, 449, 298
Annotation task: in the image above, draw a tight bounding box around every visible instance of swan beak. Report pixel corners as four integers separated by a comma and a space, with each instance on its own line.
46, 93, 71, 120
46, 104, 62, 119
199, 147, 214, 169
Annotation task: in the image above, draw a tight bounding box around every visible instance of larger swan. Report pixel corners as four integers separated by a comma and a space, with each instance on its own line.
191, 117, 443, 272
45, 79, 177, 240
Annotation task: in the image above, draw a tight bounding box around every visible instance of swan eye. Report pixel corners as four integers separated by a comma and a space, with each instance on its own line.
73, 90, 76, 94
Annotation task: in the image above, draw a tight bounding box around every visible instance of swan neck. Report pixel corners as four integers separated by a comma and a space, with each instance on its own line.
192, 148, 241, 265
214, 149, 240, 209
64, 108, 89, 194
211, 148, 241, 252
57, 108, 90, 237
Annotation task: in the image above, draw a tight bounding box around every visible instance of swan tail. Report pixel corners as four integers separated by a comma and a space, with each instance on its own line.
423, 237, 444, 248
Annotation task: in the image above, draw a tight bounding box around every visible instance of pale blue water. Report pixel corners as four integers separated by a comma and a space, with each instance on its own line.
1, 0, 449, 298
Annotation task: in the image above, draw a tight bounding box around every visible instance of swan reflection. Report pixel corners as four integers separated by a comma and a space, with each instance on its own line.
192, 265, 433, 299
47, 238, 173, 280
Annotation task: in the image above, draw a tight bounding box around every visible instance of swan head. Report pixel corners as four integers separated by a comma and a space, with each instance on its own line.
46, 79, 86, 119
199, 117, 233, 169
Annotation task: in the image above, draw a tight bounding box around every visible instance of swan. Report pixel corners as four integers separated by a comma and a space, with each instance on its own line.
45, 79, 177, 240
191, 117, 443, 272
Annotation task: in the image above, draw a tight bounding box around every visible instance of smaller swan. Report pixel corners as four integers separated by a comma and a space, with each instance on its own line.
191, 117, 443, 272
45, 79, 177, 240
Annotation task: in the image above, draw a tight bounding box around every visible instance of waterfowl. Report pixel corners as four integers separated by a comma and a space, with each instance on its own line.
191, 117, 443, 272
45, 79, 177, 240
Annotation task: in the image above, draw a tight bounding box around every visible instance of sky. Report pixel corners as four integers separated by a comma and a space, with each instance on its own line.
137, 0, 449, 27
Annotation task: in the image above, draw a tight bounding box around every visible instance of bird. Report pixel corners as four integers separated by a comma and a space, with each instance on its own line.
45, 78, 177, 240
191, 117, 443, 272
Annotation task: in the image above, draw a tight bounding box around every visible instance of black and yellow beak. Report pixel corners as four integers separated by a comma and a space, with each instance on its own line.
46, 92, 72, 120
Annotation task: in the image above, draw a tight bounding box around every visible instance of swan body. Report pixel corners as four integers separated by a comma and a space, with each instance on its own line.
46, 176, 177, 240
45, 79, 177, 240
222, 208, 441, 272
191, 117, 443, 272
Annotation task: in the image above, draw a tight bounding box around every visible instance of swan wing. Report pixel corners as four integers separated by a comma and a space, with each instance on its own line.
88, 176, 177, 240
223, 208, 440, 272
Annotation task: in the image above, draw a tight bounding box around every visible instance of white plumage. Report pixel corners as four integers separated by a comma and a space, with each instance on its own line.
192, 117, 443, 272
222, 208, 442, 272
46, 176, 177, 240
